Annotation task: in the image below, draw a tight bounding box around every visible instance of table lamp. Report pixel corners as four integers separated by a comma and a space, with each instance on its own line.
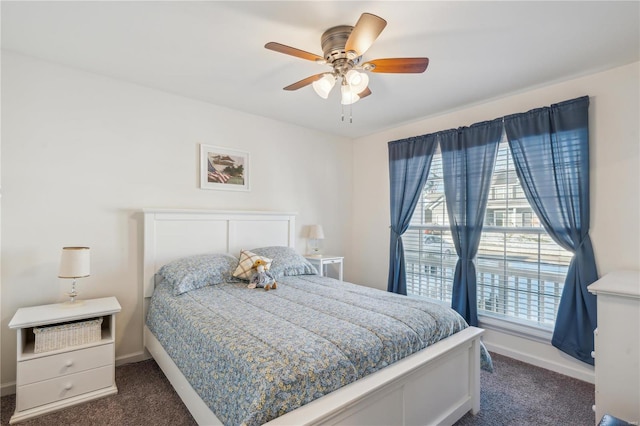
58, 247, 90, 303
307, 225, 325, 256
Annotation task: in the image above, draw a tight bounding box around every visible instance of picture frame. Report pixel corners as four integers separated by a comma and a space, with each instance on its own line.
199, 144, 250, 191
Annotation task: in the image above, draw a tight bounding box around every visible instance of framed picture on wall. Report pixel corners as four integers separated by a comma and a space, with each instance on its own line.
199, 144, 250, 191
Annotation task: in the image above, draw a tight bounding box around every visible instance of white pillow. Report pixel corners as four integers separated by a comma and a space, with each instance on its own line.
232, 249, 273, 280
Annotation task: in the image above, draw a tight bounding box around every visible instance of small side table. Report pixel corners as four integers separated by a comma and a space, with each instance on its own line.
8, 297, 121, 424
305, 255, 344, 281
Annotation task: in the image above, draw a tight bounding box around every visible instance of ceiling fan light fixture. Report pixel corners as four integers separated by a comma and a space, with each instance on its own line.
265, 12, 429, 117
312, 73, 336, 99
341, 84, 360, 105
345, 69, 369, 93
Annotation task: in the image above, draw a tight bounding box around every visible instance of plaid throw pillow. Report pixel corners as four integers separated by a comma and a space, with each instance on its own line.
232, 250, 273, 280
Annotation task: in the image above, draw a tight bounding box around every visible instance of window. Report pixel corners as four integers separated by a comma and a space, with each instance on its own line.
405, 138, 572, 329
405, 146, 454, 302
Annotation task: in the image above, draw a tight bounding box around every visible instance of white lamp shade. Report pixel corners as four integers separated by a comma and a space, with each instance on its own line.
312, 74, 336, 99
307, 225, 325, 240
58, 247, 91, 278
345, 70, 369, 93
341, 85, 360, 105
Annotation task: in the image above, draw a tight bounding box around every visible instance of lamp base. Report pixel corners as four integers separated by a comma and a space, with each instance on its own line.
307, 240, 323, 256
62, 299, 85, 307
306, 246, 323, 256
66, 280, 82, 304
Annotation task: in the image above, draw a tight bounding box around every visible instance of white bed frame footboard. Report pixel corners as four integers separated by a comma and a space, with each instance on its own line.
142, 209, 483, 426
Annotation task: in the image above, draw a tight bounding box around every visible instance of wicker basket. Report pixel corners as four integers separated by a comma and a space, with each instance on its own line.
33, 317, 103, 353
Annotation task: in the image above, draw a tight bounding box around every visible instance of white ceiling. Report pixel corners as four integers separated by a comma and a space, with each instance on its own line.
2, 1, 639, 139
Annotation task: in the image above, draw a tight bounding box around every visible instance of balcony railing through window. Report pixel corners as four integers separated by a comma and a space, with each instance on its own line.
403, 226, 569, 328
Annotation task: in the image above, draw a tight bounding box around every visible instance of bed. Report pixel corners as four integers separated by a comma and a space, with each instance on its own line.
142, 209, 488, 426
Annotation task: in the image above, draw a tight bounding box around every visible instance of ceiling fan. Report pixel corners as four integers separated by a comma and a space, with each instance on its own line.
265, 13, 429, 106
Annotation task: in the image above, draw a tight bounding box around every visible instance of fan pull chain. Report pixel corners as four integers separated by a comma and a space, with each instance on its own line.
340, 104, 353, 123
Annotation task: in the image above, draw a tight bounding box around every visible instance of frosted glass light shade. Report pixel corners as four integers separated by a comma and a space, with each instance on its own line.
345, 70, 369, 93
341, 85, 360, 105
312, 74, 336, 99
59, 247, 91, 278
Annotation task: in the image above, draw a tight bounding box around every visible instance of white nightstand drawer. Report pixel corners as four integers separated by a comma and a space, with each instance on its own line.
17, 364, 113, 412
18, 343, 114, 386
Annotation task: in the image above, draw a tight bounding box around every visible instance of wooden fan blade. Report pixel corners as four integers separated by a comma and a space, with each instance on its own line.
358, 87, 372, 99
363, 58, 429, 73
265, 42, 324, 63
283, 74, 325, 91
345, 13, 387, 57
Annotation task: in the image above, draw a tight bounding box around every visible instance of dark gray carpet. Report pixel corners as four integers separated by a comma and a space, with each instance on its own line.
1, 359, 196, 426
455, 353, 595, 426
1, 352, 594, 425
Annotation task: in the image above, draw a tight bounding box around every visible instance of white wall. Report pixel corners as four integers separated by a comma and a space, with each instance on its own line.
349, 62, 640, 382
0, 52, 353, 391
2, 49, 638, 393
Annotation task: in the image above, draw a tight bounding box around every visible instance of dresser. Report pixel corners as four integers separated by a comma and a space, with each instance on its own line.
8, 297, 121, 424
588, 271, 640, 425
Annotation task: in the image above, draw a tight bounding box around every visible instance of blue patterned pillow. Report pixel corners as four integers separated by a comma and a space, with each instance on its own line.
158, 253, 238, 295
249, 246, 317, 278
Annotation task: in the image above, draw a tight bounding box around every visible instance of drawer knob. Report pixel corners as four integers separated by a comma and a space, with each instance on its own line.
65, 360, 74, 367
64, 383, 73, 391
591, 351, 595, 358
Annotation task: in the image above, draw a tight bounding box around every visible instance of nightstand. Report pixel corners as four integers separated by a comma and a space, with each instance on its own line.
305, 255, 344, 281
8, 297, 121, 424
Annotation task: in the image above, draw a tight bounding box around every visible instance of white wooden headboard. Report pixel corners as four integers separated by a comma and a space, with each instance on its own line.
143, 209, 296, 298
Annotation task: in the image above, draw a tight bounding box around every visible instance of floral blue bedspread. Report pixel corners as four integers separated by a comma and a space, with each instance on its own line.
146, 274, 492, 426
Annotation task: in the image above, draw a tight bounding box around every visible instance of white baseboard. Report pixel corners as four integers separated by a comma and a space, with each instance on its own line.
484, 338, 595, 384
1, 381, 16, 397
115, 350, 150, 366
